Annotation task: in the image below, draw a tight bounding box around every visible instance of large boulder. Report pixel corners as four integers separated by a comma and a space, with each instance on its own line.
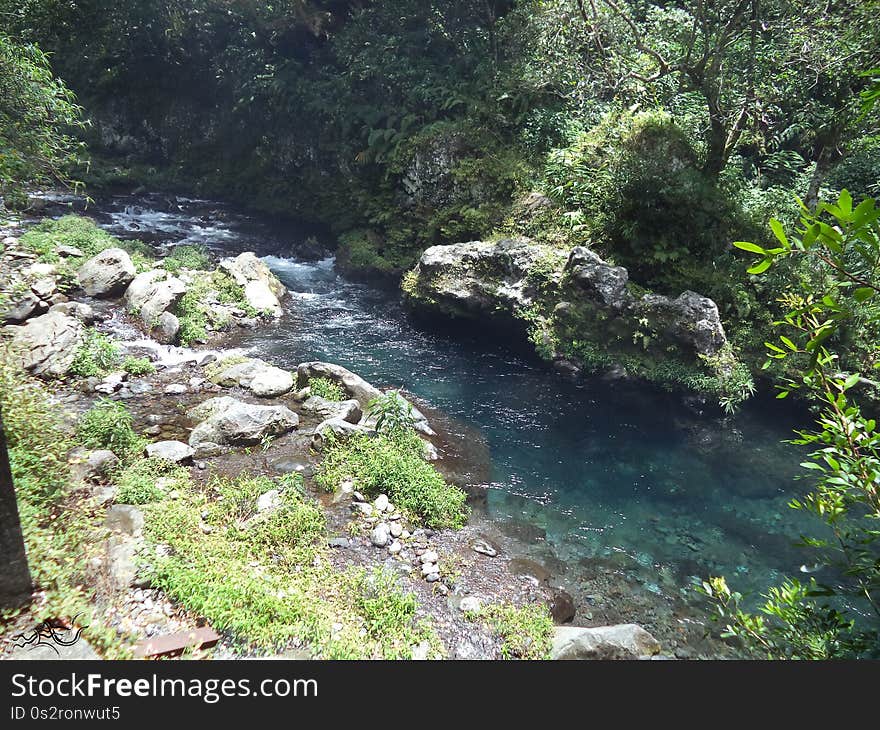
406, 238, 565, 317
296, 361, 434, 436
551, 624, 661, 660
566, 247, 629, 309
76, 248, 136, 297
5, 310, 84, 377
219, 252, 286, 316
206, 356, 294, 397
124, 270, 186, 327
302, 396, 363, 423
188, 396, 299, 447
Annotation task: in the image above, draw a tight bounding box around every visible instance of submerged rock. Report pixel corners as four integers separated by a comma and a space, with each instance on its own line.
188, 396, 299, 447
551, 624, 661, 660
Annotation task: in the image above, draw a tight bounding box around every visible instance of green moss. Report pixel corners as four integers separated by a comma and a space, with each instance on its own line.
316, 431, 468, 529
163, 244, 212, 273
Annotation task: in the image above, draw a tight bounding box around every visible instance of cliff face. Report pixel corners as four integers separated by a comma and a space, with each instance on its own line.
403, 237, 750, 407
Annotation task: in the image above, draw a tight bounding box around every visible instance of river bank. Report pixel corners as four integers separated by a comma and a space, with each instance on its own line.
1, 192, 818, 659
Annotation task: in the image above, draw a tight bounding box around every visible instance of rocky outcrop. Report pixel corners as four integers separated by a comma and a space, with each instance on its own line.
302, 395, 363, 423
551, 624, 661, 660
405, 238, 564, 318
188, 396, 299, 448
404, 238, 732, 389
76, 248, 136, 297
296, 361, 434, 436
4, 310, 84, 377
219, 252, 286, 316
1, 262, 63, 324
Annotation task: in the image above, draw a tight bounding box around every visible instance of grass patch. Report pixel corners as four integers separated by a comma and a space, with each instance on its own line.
309, 376, 346, 402
18, 215, 154, 272
174, 270, 257, 346
162, 244, 212, 273
141, 472, 439, 657
0, 350, 131, 657
120, 356, 155, 376
114, 457, 191, 505
76, 398, 145, 464
69, 328, 120, 378
315, 430, 468, 529
467, 603, 554, 660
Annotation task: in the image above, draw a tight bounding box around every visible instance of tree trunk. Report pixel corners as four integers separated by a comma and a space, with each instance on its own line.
0, 409, 32, 609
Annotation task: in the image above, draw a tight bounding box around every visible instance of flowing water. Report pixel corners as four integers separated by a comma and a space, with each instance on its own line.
73, 192, 824, 651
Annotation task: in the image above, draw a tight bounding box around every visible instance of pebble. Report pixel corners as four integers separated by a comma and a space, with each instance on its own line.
388, 540, 402, 555
370, 523, 390, 547
354, 502, 373, 516
353, 491, 366, 503
420, 562, 438, 576
328, 537, 350, 548
144, 425, 162, 436
425, 573, 440, 583
420, 550, 439, 565
197, 461, 207, 470
373, 494, 389, 512
471, 539, 498, 558
436, 584, 449, 595
200, 524, 213, 534
389, 522, 403, 538
164, 384, 188, 395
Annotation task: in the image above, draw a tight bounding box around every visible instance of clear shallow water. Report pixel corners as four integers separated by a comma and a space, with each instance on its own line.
85, 193, 822, 631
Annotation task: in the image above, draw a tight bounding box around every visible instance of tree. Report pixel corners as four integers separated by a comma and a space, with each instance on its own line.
579, 0, 879, 181
0, 34, 85, 208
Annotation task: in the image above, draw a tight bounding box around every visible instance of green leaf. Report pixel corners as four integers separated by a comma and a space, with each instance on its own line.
733, 241, 767, 255
853, 287, 875, 303
779, 336, 798, 351
747, 258, 772, 275
769, 219, 789, 248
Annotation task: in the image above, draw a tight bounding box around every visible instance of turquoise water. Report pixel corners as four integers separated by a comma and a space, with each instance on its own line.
93, 193, 821, 645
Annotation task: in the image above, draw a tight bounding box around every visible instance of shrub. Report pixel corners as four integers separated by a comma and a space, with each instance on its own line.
76, 398, 144, 462
121, 356, 155, 376
309, 376, 346, 402
114, 457, 191, 505
316, 430, 468, 529
69, 329, 119, 377
469, 603, 554, 660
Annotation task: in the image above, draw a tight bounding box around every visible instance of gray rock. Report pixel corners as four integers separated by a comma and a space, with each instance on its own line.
2, 291, 47, 323
471, 539, 498, 557
207, 356, 294, 398
256, 489, 281, 512
297, 361, 434, 436
49, 301, 96, 324
106, 536, 141, 589
373, 494, 389, 512
459, 596, 482, 613
311, 417, 373, 450
219, 252, 286, 316
77, 248, 135, 296
567, 246, 629, 309
56, 244, 85, 258
328, 537, 350, 548
370, 523, 391, 547
164, 384, 188, 395
124, 270, 186, 326
302, 395, 362, 423
105, 504, 145, 537
69, 448, 119, 483
390, 522, 403, 538
145, 440, 195, 463
551, 624, 661, 660
151, 311, 180, 344
188, 396, 299, 447
6, 310, 84, 377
